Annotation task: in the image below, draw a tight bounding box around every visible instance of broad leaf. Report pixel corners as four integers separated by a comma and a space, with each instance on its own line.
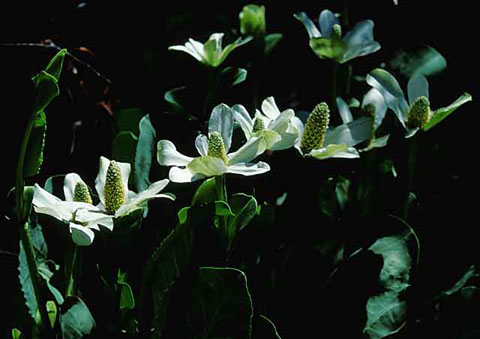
114, 107, 147, 136
390, 45, 447, 77
189, 267, 253, 339
364, 292, 407, 339
220, 67, 248, 87
148, 222, 194, 337
423, 92, 472, 132
134, 114, 157, 193
226, 193, 257, 249
112, 131, 138, 165
264, 33, 283, 56
253, 315, 282, 339
59, 296, 95, 338
191, 177, 216, 206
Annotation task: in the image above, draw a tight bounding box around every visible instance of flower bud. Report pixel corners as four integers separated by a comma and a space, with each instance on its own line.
300, 102, 330, 154
73, 181, 93, 205
208, 132, 229, 165
407, 96, 431, 129
331, 24, 342, 40
239, 4, 266, 39
104, 160, 125, 215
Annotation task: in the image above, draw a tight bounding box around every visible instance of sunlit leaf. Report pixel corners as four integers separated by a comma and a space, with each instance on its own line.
423, 92, 472, 131
59, 296, 96, 338
134, 114, 157, 193
390, 45, 447, 77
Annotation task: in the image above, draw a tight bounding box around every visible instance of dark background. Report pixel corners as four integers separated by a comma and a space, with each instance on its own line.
1, 1, 478, 338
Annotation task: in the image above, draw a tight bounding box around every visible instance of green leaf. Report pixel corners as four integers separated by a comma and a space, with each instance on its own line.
220, 66, 248, 87
226, 193, 257, 248
114, 107, 147, 136
264, 33, 283, 56
134, 114, 157, 193
11, 328, 24, 339
364, 226, 419, 338
59, 296, 96, 338
112, 131, 138, 165
253, 314, 282, 339
148, 222, 194, 337
44, 48, 67, 81
18, 220, 64, 320
309, 37, 346, 61
113, 207, 144, 232
423, 92, 472, 131
364, 292, 407, 339
439, 265, 479, 298
390, 45, 447, 77
191, 177, 216, 206
117, 272, 135, 310
46, 300, 58, 329
215, 200, 234, 217
23, 110, 47, 177
164, 86, 188, 113
189, 267, 253, 339
31, 71, 59, 114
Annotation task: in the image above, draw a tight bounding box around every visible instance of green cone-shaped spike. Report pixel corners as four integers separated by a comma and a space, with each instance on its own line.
407, 96, 431, 129
300, 102, 330, 154
252, 115, 265, 133
73, 181, 93, 204
208, 132, 229, 165
332, 24, 342, 40
104, 161, 125, 215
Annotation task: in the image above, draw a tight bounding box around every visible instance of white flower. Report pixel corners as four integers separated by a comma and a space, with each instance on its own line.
295, 102, 373, 159
168, 33, 252, 68
94, 157, 175, 217
232, 96, 303, 151
32, 173, 113, 246
157, 103, 270, 183
366, 68, 472, 138
336, 89, 390, 151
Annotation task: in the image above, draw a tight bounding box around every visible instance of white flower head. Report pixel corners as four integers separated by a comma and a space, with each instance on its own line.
95, 157, 174, 218
157, 103, 270, 183
294, 102, 373, 160
168, 33, 252, 68
294, 9, 381, 64
32, 173, 114, 246
232, 96, 303, 151
366, 68, 472, 138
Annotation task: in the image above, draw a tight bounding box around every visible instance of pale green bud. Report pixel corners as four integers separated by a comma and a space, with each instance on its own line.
331, 24, 342, 40
239, 4, 266, 39
407, 96, 431, 129
73, 181, 92, 205
300, 102, 330, 154
104, 160, 125, 215
208, 132, 229, 165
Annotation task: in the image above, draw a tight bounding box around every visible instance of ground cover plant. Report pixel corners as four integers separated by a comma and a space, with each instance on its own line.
1, 1, 478, 338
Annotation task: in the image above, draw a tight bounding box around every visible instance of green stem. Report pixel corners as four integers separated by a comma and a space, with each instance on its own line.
65, 242, 78, 297
14, 106, 51, 332
215, 174, 230, 250
402, 134, 419, 220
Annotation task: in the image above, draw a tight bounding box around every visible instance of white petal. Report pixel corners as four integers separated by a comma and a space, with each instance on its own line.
269, 132, 299, 151
195, 134, 209, 157
226, 162, 270, 176
324, 116, 373, 147
232, 104, 253, 140
310, 144, 360, 159
63, 173, 85, 202
95, 156, 110, 205
187, 39, 206, 59
227, 136, 266, 165
69, 223, 95, 246
33, 184, 72, 221
157, 140, 194, 166
187, 156, 228, 177
208, 103, 234, 153
362, 88, 387, 130
336, 97, 353, 124
267, 109, 295, 134
407, 74, 429, 105
116, 179, 174, 217
75, 208, 114, 231
261, 97, 281, 120
117, 160, 132, 199
169, 166, 206, 183
168, 44, 203, 62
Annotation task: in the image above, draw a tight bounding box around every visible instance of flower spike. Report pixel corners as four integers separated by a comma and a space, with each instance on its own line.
104, 160, 126, 215
300, 102, 330, 154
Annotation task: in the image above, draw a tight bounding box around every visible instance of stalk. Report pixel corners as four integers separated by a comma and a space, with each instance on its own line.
65, 242, 78, 297
14, 105, 51, 333
402, 134, 419, 220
